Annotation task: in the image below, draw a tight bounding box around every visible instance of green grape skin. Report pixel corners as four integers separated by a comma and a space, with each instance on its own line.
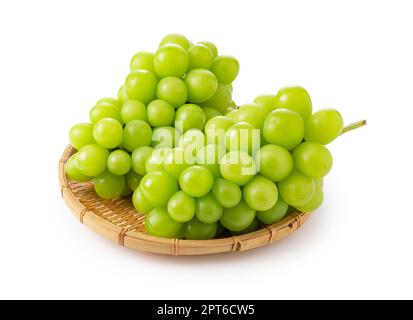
164, 148, 190, 180
220, 151, 257, 186
197, 41, 218, 59
179, 165, 214, 198
159, 33, 191, 50
255, 144, 293, 182
226, 108, 239, 122
152, 126, 180, 149
184, 69, 218, 103
202, 107, 221, 122
183, 218, 217, 240
120, 100, 147, 124
146, 99, 175, 127
153, 44, 189, 78
145, 207, 183, 238
93, 118, 123, 149
175, 104, 206, 132
233, 103, 269, 129
132, 187, 154, 214
94, 170, 125, 200
167, 191, 196, 223
75, 144, 109, 177
200, 83, 232, 114
256, 196, 289, 224
253, 94, 276, 113
130, 51, 155, 73
65, 154, 92, 182
177, 129, 206, 162
126, 170, 142, 191
293, 142, 333, 178
230, 218, 259, 236
243, 175, 278, 211
278, 169, 316, 206
295, 180, 324, 212
225, 122, 260, 155
305, 108, 344, 145
122, 120, 152, 152
220, 199, 256, 232
196, 143, 227, 178
140, 171, 178, 207
145, 148, 172, 173
117, 85, 129, 104
210, 55, 239, 85
156, 76, 188, 108
131, 146, 153, 175
107, 150, 131, 176
187, 43, 213, 69
274, 86, 312, 120
121, 184, 133, 197
195, 192, 223, 224
96, 97, 122, 108
124, 70, 158, 104
204, 116, 234, 145
211, 178, 242, 208
89, 103, 122, 124
263, 109, 304, 150
69, 123, 95, 150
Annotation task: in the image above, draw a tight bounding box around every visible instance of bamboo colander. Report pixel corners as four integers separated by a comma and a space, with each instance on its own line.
59, 145, 311, 255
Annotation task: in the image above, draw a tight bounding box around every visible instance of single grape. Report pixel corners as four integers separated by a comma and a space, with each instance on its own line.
177, 129, 206, 162
145, 148, 172, 173
274, 86, 312, 120
225, 122, 260, 155
145, 207, 183, 238
122, 120, 152, 152
196, 144, 227, 178
167, 191, 196, 222
211, 178, 242, 208
220, 199, 256, 232
93, 118, 123, 149
183, 218, 217, 240
89, 103, 122, 124
96, 97, 121, 108
94, 170, 125, 200
75, 144, 109, 176
234, 103, 269, 129
256, 196, 288, 224
125, 70, 157, 104
69, 123, 95, 150
153, 44, 189, 78
305, 108, 344, 145
197, 41, 218, 58
243, 175, 278, 211
132, 187, 154, 214
146, 99, 175, 127
65, 154, 92, 182
131, 146, 153, 175
140, 171, 178, 207
130, 51, 155, 73
263, 109, 304, 150
295, 180, 324, 212
202, 107, 221, 122
230, 218, 259, 235
210, 55, 239, 85
164, 148, 190, 180
293, 142, 333, 178
159, 33, 191, 50
278, 169, 315, 206
185, 69, 218, 103
255, 144, 293, 181
120, 100, 147, 124
156, 76, 188, 108
200, 83, 232, 114
253, 94, 276, 113
196, 192, 223, 224
204, 116, 234, 145
107, 150, 131, 176
117, 85, 129, 104
126, 170, 142, 191
175, 104, 206, 132
152, 126, 180, 149
220, 151, 257, 186
187, 43, 213, 69
179, 165, 214, 197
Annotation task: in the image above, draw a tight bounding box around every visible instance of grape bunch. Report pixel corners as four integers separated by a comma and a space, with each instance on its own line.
65, 33, 364, 240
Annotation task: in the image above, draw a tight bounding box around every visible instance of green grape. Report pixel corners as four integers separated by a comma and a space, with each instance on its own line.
93, 118, 123, 149
120, 100, 147, 124
177, 129, 206, 162
159, 33, 191, 50
227, 83, 233, 94
305, 108, 344, 145
140, 171, 178, 207
225, 122, 260, 155
243, 175, 278, 211
152, 126, 180, 148
179, 165, 214, 197
107, 150, 131, 175
204, 116, 234, 145
195, 192, 223, 224
255, 144, 293, 181
126, 170, 142, 191
145, 148, 172, 173
117, 85, 129, 104
69, 123, 95, 150
278, 169, 315, 206
233, 103, 269, 129
293, 142, 333, 178
226, 108, 239, 121
274, 86, 312, 120
230, 218, 259, 235
295, 180, 324, 212
202, 107, 221, 122
132, 187, 154, 214
196, 144, 227, 178
154, 44, 189, 78
94, 170, 125, 199
145, 207, 183, 238
65, 154, 92, 182
263, 109, 304, 150
185, 69, 218, 103
175, 104, 206, 132
200, 83, 232, 114
256, 196, 289, 224
164, 148, 190, 180
75, 144, 109, 176
125, 70, 157, 104
96, 97, 121, 108
147, 99, 175, 127
131, 146, 153, 175
183, 218, 217, 240
130, 51, 155, 73
220, 199, 255, 232
211, 178, 242, 208
121, 184, 133, 197
187, 43, 213, 69
210, 55, 239, 85
156, 76, 188, 108
220, 151, 257, 186
167, 191, 196, 222
89, 103, 122, 124
122, 120, 152, 152
253, 94, 276, 113
197, 41, 218, 58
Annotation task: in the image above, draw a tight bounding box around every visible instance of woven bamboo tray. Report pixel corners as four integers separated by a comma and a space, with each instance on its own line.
59, 145, 311, 256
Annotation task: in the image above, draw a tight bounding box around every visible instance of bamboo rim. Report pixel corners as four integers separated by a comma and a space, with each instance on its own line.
59, 145, 311, 256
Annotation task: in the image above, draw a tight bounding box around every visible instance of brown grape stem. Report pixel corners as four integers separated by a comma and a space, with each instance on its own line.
341, 120, 367, 135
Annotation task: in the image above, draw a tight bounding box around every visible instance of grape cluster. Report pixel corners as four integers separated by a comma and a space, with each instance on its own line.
66, 33, 347, 240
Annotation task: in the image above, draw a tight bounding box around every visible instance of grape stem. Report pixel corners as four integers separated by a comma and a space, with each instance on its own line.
341, 120, 366, 135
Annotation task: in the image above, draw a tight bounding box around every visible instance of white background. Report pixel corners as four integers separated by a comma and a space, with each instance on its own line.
0, 0, 412, 300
